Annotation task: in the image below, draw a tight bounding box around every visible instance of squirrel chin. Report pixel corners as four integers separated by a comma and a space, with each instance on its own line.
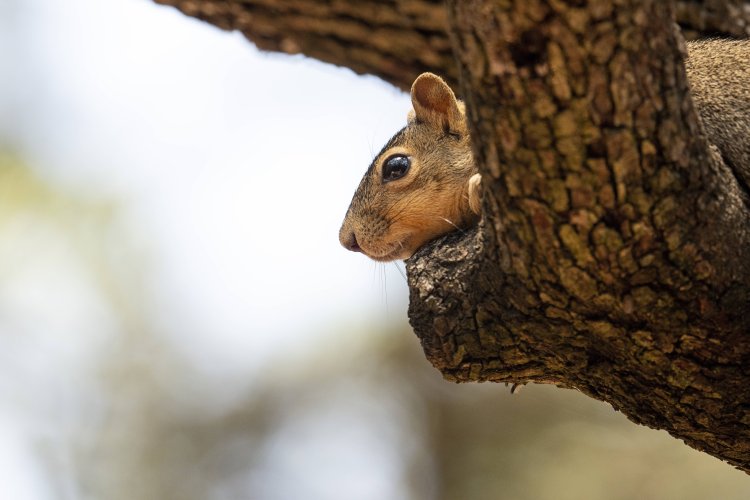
362, 240, 412, 262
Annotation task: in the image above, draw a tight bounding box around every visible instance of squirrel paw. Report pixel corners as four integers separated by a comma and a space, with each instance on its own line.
468, 173, 482, 215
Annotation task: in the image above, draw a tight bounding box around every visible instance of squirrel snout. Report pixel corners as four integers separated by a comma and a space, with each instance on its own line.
341, 231, 362, 253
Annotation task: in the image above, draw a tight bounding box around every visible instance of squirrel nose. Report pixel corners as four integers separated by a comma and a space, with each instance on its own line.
343, 232, 362, 253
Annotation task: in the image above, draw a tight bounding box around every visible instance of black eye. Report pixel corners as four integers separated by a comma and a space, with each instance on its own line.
382, 155, 410, 182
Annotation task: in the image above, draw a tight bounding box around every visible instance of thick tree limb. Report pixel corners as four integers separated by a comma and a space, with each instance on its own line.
408, 0, 750, 472
155, 0, 750, 90
154, 0, 458, 90
154, 0, 750, 471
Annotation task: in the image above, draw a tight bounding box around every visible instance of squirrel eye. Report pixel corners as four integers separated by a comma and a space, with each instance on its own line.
382, 155, 410, 182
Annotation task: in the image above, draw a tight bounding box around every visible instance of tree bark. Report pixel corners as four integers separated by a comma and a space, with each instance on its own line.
154, 0, 750, 91
154, 0, 750, 471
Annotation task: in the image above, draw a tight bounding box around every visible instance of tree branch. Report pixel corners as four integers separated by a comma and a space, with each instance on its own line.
154, 0, 457, 90
154, 0, 749, 90
406, 0, 750, 472
154, 0, 750, 472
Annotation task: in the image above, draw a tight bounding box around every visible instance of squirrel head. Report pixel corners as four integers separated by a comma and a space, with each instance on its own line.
339, 73, 477, 261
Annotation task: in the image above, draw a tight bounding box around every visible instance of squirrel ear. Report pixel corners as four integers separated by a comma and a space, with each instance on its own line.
411, 73, 464, 132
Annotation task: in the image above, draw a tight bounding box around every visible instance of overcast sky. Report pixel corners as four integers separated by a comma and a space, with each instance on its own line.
0, 0, 415, 497
1, 0, 413, 369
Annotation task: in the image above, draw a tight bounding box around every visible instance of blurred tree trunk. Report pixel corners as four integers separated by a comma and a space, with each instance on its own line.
154, 0, 750, 472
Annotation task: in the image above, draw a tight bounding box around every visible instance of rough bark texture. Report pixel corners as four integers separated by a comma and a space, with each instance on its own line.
154, 0, 750, 472
154, 0, 750, 91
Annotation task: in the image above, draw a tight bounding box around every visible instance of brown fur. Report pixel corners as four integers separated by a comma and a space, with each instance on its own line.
339, 73, 479, 261
340, 40, 750, 261
686, 39, 750, 190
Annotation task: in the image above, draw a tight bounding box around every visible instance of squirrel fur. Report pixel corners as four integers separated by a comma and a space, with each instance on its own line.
340, 39, 750, 262
685, 39, 750, 191
339, 72, 479, 261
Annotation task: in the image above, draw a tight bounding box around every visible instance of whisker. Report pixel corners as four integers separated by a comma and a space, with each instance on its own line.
383, 263, 388, 313
438, 216, 464, 233
393, 261, 407, 282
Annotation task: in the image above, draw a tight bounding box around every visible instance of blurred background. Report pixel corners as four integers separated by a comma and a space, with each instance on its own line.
0, 0, 749, 498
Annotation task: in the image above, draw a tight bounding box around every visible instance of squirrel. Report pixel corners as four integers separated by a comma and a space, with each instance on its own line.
339, 39, 750, 262
339, 72, 480, 262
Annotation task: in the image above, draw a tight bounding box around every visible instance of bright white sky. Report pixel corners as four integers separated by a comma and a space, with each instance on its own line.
2, 0, 412, 366
0, 0, 414, 497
